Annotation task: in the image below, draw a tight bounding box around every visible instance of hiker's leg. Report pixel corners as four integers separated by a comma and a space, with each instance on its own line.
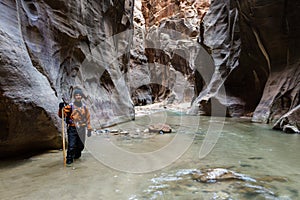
75, 127, 86, 159
66, 126, 77, 163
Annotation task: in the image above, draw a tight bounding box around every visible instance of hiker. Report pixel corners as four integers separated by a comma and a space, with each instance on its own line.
58, 88, 92, 165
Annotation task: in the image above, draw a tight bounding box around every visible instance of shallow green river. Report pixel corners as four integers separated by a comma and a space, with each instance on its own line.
105, 111, 300, 199
1, 111, 299, 199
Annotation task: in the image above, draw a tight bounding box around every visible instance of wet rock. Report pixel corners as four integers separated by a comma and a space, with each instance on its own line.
212, 191, 230, 200
191, 168, 255, 183
257, 175, 289, 183
142, 167, 294, 199
248, 156, 264, 160
283, 125, 300, 134
110, 129, 119, 133
148, 123, 172, 133
120, 131, 129, 135
273, 105, 300, 134
96, 128, 131, 136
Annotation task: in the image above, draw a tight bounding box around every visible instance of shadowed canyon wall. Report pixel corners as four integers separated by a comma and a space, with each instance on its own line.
0, 0, 134, 157
187, 0, 300, 132
0, 0, 299, 157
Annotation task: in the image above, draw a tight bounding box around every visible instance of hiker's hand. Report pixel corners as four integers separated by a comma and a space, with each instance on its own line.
59, 102, 65, 110
87, 130, 92, 137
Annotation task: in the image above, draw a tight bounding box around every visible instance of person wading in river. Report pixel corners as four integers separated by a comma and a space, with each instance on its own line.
58, 88, 92, 165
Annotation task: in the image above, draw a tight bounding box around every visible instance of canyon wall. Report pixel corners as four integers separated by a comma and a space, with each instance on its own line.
134, 0, 299, 134
129, 0, 210, 106
0, 0, 299, 157
188, 0, 300, 132
0, 0, 134, 157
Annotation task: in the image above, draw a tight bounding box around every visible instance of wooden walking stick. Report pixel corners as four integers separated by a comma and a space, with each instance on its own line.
62, 107, 66, 167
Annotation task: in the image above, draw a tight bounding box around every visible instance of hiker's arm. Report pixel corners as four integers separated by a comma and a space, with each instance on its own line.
86, 108, 92, 131
58, 104, 71, 118
58, 102, 65, 118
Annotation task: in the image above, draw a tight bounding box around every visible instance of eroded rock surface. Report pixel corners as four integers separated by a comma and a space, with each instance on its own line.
0, 0, 134, 157
188, 0, 300, 131
129, 0, 210, 106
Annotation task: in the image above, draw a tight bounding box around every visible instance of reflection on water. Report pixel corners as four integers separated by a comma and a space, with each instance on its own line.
0, 111, 299, 200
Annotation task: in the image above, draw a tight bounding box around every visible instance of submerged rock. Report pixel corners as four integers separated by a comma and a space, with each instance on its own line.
257, 175, 289, 183
143, 167, 287, 199
191, 168, 256, 183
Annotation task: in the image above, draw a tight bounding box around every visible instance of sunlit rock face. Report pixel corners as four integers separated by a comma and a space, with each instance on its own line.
188, 0, 300, 129
129, 0, 210, 105
0, 0, 134, 157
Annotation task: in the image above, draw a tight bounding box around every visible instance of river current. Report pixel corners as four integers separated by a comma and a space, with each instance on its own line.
0, 110, 299, 199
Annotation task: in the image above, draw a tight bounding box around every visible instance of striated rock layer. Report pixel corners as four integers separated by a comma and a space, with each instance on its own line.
129, 0, 210, 106
0, 0, 134, 157
188, 0, 300, 132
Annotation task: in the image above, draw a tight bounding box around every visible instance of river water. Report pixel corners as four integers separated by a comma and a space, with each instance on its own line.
1, 110, 299, 200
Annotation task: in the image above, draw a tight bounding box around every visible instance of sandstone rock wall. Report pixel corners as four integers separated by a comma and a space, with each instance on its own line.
188, 0, 300, 132
129, 0, 210, 106
241, 0, 300, 125
135, 0, 299, 132
0, 0, 134, 157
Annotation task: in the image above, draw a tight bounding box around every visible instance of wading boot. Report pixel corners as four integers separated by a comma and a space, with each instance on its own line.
66, 158, 73, 167
74, 151, 81, 159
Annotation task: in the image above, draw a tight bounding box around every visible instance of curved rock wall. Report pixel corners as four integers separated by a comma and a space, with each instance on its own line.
0, 0, 134, 157
188, 0, 300, 132
240, 0, 300, 125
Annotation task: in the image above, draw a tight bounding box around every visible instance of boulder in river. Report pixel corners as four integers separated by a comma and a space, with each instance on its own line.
148, 123, 172, 134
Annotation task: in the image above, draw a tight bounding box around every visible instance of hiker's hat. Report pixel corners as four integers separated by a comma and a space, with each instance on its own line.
73, 88, 84, 97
